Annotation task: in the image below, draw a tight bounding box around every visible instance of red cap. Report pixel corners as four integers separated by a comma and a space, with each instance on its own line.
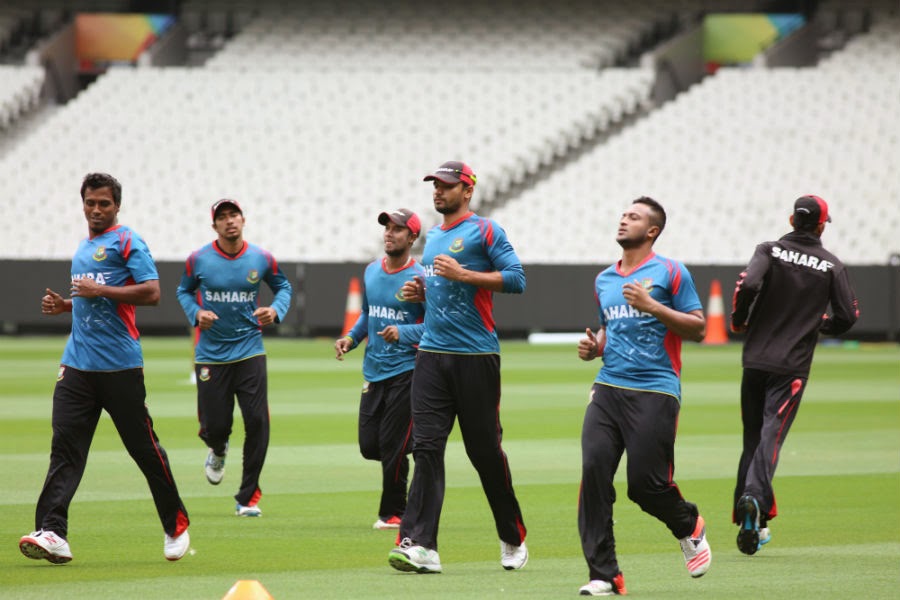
211, 199, 242, 221
378, 208, 421, 235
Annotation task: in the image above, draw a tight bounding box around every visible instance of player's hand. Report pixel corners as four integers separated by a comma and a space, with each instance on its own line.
578, 328, 600, 361
433, 254, 464, 281
335, 336, 352, 360
196, 309, 219, 330
622, 280, 656, 313
41, 288, 67, 315
253, 306, 277, 326
70, 277, 102, 298
401, 276, 425, 302
377, 325, 399, 343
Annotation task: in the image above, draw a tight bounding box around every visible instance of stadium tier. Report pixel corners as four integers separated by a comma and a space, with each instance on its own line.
0, 0, 896, 265
492, 18, 900, 265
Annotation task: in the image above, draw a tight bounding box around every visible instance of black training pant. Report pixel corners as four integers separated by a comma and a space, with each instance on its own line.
358, 370, 414, 520
196, 355, 269, 506
35, 366, 189, 539
733, 368, 806, 524
399, 351, 527, 551
579, 383, 698, 581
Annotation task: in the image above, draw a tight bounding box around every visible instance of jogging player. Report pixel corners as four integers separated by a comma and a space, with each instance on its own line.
335, 208, 425, 530
731, 195, 858, 555
387, 161, 529, 574
576, 196, 711, 595
176, 199, 292, 517
19, 172, 191, 564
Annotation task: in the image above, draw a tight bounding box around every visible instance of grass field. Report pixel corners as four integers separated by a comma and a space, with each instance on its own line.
1, 337, 898, 599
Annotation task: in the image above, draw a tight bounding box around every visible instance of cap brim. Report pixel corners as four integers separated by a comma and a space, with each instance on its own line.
423, 174, 461, 184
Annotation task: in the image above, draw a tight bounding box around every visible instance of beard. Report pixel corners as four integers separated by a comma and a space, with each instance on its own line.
616, 236, 642, 250
385, 245, 407, 258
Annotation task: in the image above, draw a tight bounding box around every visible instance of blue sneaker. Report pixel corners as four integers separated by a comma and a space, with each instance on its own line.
758, 527, 771, 548
235, 503, 262, 517
736, 495, 761, 555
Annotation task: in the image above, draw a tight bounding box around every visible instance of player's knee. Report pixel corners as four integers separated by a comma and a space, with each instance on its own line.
359, 443, 380, 461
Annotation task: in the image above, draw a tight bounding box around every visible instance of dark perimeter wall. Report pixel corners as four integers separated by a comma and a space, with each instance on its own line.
2, 260, 897, 341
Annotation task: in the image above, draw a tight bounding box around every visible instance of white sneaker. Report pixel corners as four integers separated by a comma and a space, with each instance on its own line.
388, 537, 442, 573
236, 502, 262, 517
164, 529, 190, 561
19, 530, 72, 564
679, 515, 711, 578
373, 516, 402, 530
205, 447, 226, 485
500, 540, 528, 570
578, 573, 626, 596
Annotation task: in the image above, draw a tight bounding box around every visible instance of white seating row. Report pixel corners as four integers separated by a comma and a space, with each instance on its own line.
0, 65, 652, 261
0, 65, 44, 129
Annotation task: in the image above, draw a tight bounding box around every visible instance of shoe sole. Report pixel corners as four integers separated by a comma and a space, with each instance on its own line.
19, 540, 72, 564
165, 548, 189, 561
736, 496, 760, 555
388, 552, 441, 574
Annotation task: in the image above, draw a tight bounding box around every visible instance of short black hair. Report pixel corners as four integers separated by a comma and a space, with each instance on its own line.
633, 196, 666, 240
81, 173, 122, 206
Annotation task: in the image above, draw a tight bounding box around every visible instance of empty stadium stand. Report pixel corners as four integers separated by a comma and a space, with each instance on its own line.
0, 0, 896, 269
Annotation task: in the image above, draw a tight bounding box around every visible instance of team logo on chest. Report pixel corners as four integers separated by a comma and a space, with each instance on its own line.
246, 269, 260, 284
641, 278, 653, 290
449, 238, 464, 253
93, 246, 108, 262
198, 367, 211, 382
394, 288, 405, 302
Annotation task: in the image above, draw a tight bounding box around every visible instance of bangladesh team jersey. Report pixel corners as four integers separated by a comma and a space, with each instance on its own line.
61, 224, 158, 371
593, 252, 702, 401
418, 212, 526, 354
176, 241, 292, 363
345, 258, 426, 382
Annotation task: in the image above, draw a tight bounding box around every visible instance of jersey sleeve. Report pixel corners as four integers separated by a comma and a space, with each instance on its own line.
397, 322, 425, 345
124, 231, 159, 283
346, 290, 369, 348
261, 253, 292, 322
731, 242, 770, 330
820, 264, 859, 336
176, 254, 202, 326
671, 261, 703, 313
485, 220, 526, 294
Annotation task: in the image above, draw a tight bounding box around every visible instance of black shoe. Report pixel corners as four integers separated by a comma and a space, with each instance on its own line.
736, 495, 760, 555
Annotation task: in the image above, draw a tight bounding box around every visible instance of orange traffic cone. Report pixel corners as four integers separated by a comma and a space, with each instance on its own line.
703, 279, 728, 345
341, 277, 362, 336
222, 580, 274, 600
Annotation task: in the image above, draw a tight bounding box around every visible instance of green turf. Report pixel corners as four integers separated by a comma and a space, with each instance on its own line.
1, 338, 898, 599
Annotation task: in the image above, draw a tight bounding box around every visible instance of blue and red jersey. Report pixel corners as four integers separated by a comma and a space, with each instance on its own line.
594, 252, 702, 401
61, 224, 157, 371
418, 212, 525, 354
176, 240, 292, 364
345, 257, 426, 382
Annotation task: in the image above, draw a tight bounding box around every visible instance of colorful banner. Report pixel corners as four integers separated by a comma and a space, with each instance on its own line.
76, 13, 175, 70
703, 13, 805, 64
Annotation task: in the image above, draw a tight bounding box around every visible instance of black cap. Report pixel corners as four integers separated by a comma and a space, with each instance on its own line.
423, 160, 477, 186
793, 195, 831, 229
